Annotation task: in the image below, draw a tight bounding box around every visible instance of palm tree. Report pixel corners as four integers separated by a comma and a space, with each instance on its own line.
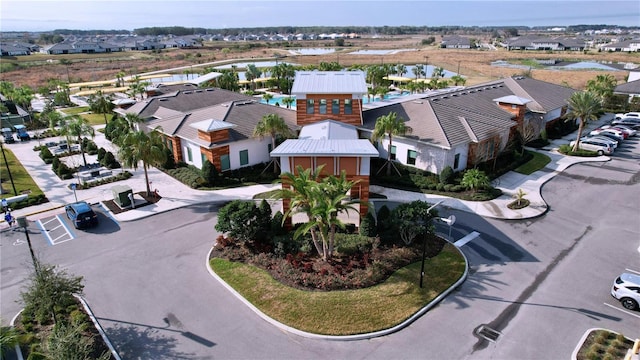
91, 90, 114, 125
396, 64, 407, 77
302, 172, 359, 260
412, 64, 425, 80
281, 96, 295, 109
567, 91, 601, 152
262, 93, 274, 104
431, 66, 445, 80
118, 128, 167, 196
273, 166, 359, 261
253, 113, 292, 173
451, 74, 466, 86
115, 71, 126, 87
61, 115, 95, 167
585, 74, 617, 106
461, 168, 490, 194
245, 64, 262, 91
371, 112, 413, 175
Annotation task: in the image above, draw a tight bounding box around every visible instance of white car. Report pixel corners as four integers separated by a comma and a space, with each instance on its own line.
611, 273, 640, 310
614, 112, 640, 120
569, 139, 613, 155
590, 128, 625, 141
582, 135, 618, 149
601, 124, 637, 137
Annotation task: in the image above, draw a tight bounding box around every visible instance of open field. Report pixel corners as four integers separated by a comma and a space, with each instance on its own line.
1, 35, 638, 90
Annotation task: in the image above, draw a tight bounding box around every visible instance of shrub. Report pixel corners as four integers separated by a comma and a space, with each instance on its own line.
215, 200, 270, 243
443, 184, 454, 192
376, 205, 391, 233
97, 147, 106, 163
359, 212, 377, 237
436, 183, 445, 191
439, 166, 454, 184
335, 234, 373, 255
201, 159, 218, 186
39, 147, 53, 161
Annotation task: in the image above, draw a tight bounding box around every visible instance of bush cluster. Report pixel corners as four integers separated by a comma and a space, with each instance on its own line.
4, 194, 48, 211
50, 158, 74, 180
96, 147, 121, 169
558, 144, 599, 157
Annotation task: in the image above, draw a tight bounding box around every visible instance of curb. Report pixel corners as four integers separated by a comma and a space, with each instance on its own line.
205, 241, 469, 341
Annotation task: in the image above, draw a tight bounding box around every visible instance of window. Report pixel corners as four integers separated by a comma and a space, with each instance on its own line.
268, 143, 272, 152
239, 149, 249, 166
390, 145, 397, 160
332, 99, 340, 114
344, 99, 352, 115
306, 99, 314, 114
319, 99, 327, 114
201, 152, 207, 164
407, 150, 417, 165
167, 139, 173, 150
453, 153, 460, 169
187, 147, 193, 162
220, 154, 230, 171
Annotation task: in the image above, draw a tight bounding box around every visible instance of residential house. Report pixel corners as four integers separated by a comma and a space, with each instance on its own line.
441, 35, 472, 49
505, 36, 586, 51
614, 71, 640, 102
600, 39, 640, 52
360, 76, 575, 173
121, 85, 297, 171
271, 71, 379, 218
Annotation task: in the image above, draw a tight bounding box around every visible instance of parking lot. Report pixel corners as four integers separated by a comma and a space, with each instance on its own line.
35, 203, 119, 245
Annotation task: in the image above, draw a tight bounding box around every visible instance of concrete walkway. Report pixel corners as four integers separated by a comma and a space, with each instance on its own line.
0, 114, 614, 229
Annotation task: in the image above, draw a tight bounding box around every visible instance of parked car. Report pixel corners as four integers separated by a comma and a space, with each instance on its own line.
13, 125, 30, 142
601, 124, 637, 137
590, 128, 626, 141
65, 201, 99, 229
1, 128, 15, 144
614, 112, 640, 120
611, 273, 640, 310
582, 135, 618, 149
611, 118, 640, 130
569, 139, 613, 155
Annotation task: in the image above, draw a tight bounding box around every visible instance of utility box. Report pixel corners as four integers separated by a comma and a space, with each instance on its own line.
111, 185, 133, 207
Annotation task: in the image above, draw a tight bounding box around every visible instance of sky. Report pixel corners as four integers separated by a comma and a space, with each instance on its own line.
1, 0, 639, 32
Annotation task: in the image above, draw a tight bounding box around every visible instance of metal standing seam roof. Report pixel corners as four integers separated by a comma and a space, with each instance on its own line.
291, 71, 367, 95
298, 119, 358, 139
270, 139, 378, 157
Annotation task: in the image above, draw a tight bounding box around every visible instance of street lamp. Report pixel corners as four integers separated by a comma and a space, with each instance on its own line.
419, 200, 444, 288
16, 216, 39, 273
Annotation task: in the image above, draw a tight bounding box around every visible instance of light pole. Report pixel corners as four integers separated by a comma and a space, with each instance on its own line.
0, 141, 18, 196
419, 200, 444, 288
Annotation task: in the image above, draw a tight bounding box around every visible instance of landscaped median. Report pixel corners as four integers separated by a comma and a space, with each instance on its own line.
209, 243, 466, 336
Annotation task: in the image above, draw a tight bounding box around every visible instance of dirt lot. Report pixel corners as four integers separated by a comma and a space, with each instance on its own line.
2, 35, 638, 90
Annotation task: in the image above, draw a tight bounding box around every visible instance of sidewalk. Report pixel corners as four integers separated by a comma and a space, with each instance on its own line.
0, 114, 614, 229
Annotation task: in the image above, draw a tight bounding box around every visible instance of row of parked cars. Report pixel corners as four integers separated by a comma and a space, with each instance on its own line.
570, 112, 640, 155
2, 125, 31, 144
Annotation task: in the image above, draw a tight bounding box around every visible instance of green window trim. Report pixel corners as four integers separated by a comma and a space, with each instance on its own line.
220, 154, 230, 171
407, 149, 417, 165
239, 149, 249, 166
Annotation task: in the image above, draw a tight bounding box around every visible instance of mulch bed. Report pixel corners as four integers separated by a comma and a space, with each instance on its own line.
101, 191, 161, 214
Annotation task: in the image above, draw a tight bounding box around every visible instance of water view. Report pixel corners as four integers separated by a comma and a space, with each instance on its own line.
288, 48, 336, 55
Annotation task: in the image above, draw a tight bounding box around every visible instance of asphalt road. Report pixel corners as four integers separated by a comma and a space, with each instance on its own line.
1, 140, 639, 359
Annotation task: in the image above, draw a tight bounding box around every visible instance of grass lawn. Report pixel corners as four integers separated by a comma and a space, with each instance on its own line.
60, 106, 90, 115
80, 113, 109, 126
0, 147, 44, 199
514, 151, 552, 175
210, 243, 466, 335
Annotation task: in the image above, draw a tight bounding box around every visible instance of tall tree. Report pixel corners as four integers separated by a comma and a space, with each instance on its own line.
273, 165, 359, 261
371, 111, 413, 176
245, 64, 262, 91
118, 128, 167, 196
281, 96, 295, 109
60, 115, 95, 166
412, 64, 425, 80
567, 91, 602, 152
450, 74, 466, 86
585, 74, 617, 106
88, 90, 114, 125
253, 113, 292, 173
396, 64, 407, 77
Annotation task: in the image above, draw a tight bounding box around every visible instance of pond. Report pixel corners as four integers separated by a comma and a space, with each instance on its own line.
349, 49, 417, 55
288, 48, 336, 55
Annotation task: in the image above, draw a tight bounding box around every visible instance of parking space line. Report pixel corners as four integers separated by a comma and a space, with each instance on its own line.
625, 268, 640, 275
36, 219, 54, 246
57, 215, 76, 240
603, 303, 640, 319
